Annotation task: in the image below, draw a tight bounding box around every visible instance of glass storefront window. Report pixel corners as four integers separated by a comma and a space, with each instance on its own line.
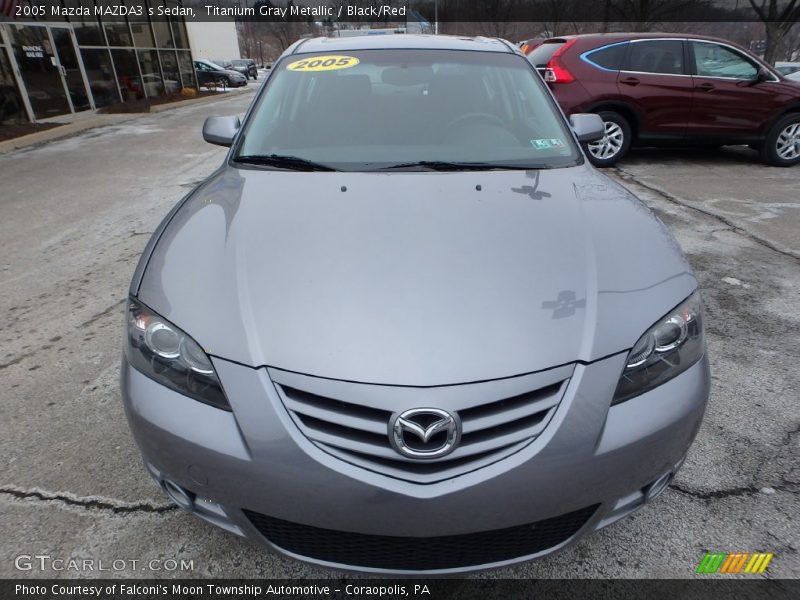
137, 49, 163, 97
96, 0, 133, 47
170, 17, 189, 49
0, 46, 27, 124
10, 24, 72, 119
158, 50, 181, 94
152, 21, 174, 48
72, 18, 105, 46
112, 48, 144, 101
1, 8, 195, 119
80, 48, 120, 107
51, 27, 91, 112
71, 1, 105, 46
130, 15, 155, 48
177, 50, 195, 89
103, 20, 133, 47
150, 2, 174, 48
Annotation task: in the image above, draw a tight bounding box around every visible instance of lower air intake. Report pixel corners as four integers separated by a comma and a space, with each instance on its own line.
243, 504, 598, 570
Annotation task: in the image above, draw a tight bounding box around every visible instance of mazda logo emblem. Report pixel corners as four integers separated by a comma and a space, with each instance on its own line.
389, 408, 461, 459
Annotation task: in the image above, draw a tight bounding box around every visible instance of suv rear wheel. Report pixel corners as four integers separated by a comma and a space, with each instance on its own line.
761, 114, 800, 167
584, 111, 631, 167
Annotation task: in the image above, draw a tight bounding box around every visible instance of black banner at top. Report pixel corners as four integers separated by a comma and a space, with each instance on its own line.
2, 0, 800, 23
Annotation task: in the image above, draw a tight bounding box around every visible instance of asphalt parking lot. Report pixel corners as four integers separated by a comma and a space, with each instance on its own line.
0, 91, 798, 579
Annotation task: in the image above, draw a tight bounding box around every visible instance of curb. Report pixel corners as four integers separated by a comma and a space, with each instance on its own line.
0, 87, 255, 156
150, 87, 255, 113
0, 115, 132, 155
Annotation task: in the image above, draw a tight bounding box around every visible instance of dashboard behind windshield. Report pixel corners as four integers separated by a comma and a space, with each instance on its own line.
235, 49, 581, 170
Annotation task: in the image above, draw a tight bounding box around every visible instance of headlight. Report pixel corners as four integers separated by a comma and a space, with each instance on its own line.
125, 297, 230, 410
613, 291, 705, 405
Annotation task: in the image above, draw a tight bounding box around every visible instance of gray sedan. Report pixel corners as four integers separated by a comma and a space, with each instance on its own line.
121, 35, 709, 574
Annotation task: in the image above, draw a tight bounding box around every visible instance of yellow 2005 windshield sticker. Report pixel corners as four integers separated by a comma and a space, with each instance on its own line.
286, 55, 360, 72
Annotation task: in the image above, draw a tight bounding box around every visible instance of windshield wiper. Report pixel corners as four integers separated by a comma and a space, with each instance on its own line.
233, 154, 337, 172
380, 161, 550, 171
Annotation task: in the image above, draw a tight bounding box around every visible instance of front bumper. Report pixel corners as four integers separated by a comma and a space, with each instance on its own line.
121, 351, 709, 574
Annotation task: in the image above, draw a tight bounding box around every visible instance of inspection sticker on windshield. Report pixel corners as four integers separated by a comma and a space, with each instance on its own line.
287, 55, 360, 72
530, 138, 566, 150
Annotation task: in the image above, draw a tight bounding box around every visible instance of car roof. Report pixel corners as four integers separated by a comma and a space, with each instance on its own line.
290, 34, 515, 55
540, 32, 752, 46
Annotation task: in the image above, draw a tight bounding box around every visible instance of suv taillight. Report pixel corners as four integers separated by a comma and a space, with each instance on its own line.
544, 39, 577, 83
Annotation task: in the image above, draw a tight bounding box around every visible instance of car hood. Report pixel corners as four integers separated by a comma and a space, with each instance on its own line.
137, 165, 696, 386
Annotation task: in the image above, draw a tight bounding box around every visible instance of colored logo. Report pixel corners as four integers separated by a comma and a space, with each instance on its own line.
286, 55, 360, 72
696, 552, 773, 574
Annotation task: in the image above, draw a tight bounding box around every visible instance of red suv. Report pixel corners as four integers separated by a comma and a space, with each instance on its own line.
528, 34, 800, 167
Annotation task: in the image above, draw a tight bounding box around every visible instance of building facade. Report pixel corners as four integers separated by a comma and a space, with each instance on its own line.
185, 19, 239, 63
1, 0, 198, 123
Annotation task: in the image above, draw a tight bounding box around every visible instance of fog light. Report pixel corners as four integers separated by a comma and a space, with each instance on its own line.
162, 479, 194, 510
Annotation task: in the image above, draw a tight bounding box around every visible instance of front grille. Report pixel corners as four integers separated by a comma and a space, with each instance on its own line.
244, 504, 598, 570
272, 366, 571, 483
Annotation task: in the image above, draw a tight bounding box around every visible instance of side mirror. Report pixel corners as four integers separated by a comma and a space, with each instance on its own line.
755, 67, 771, 83
202, 115, 240, 147
569, 113, 605, 143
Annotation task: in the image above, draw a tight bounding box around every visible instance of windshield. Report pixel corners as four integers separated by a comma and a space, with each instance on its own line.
526, 41, 566, 67
234, 49, 580, 171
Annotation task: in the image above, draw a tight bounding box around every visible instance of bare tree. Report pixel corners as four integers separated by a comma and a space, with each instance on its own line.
327, 0, 407, 30
748, 0, 800, 64
539, 0, 582, 37
784, 23, 800, 60
251, 0, 318, 53
608, 0, 710, 31
470, 0, 523, 40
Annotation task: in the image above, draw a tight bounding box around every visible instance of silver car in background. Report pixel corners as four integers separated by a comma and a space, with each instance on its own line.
121, 35, 710, 573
